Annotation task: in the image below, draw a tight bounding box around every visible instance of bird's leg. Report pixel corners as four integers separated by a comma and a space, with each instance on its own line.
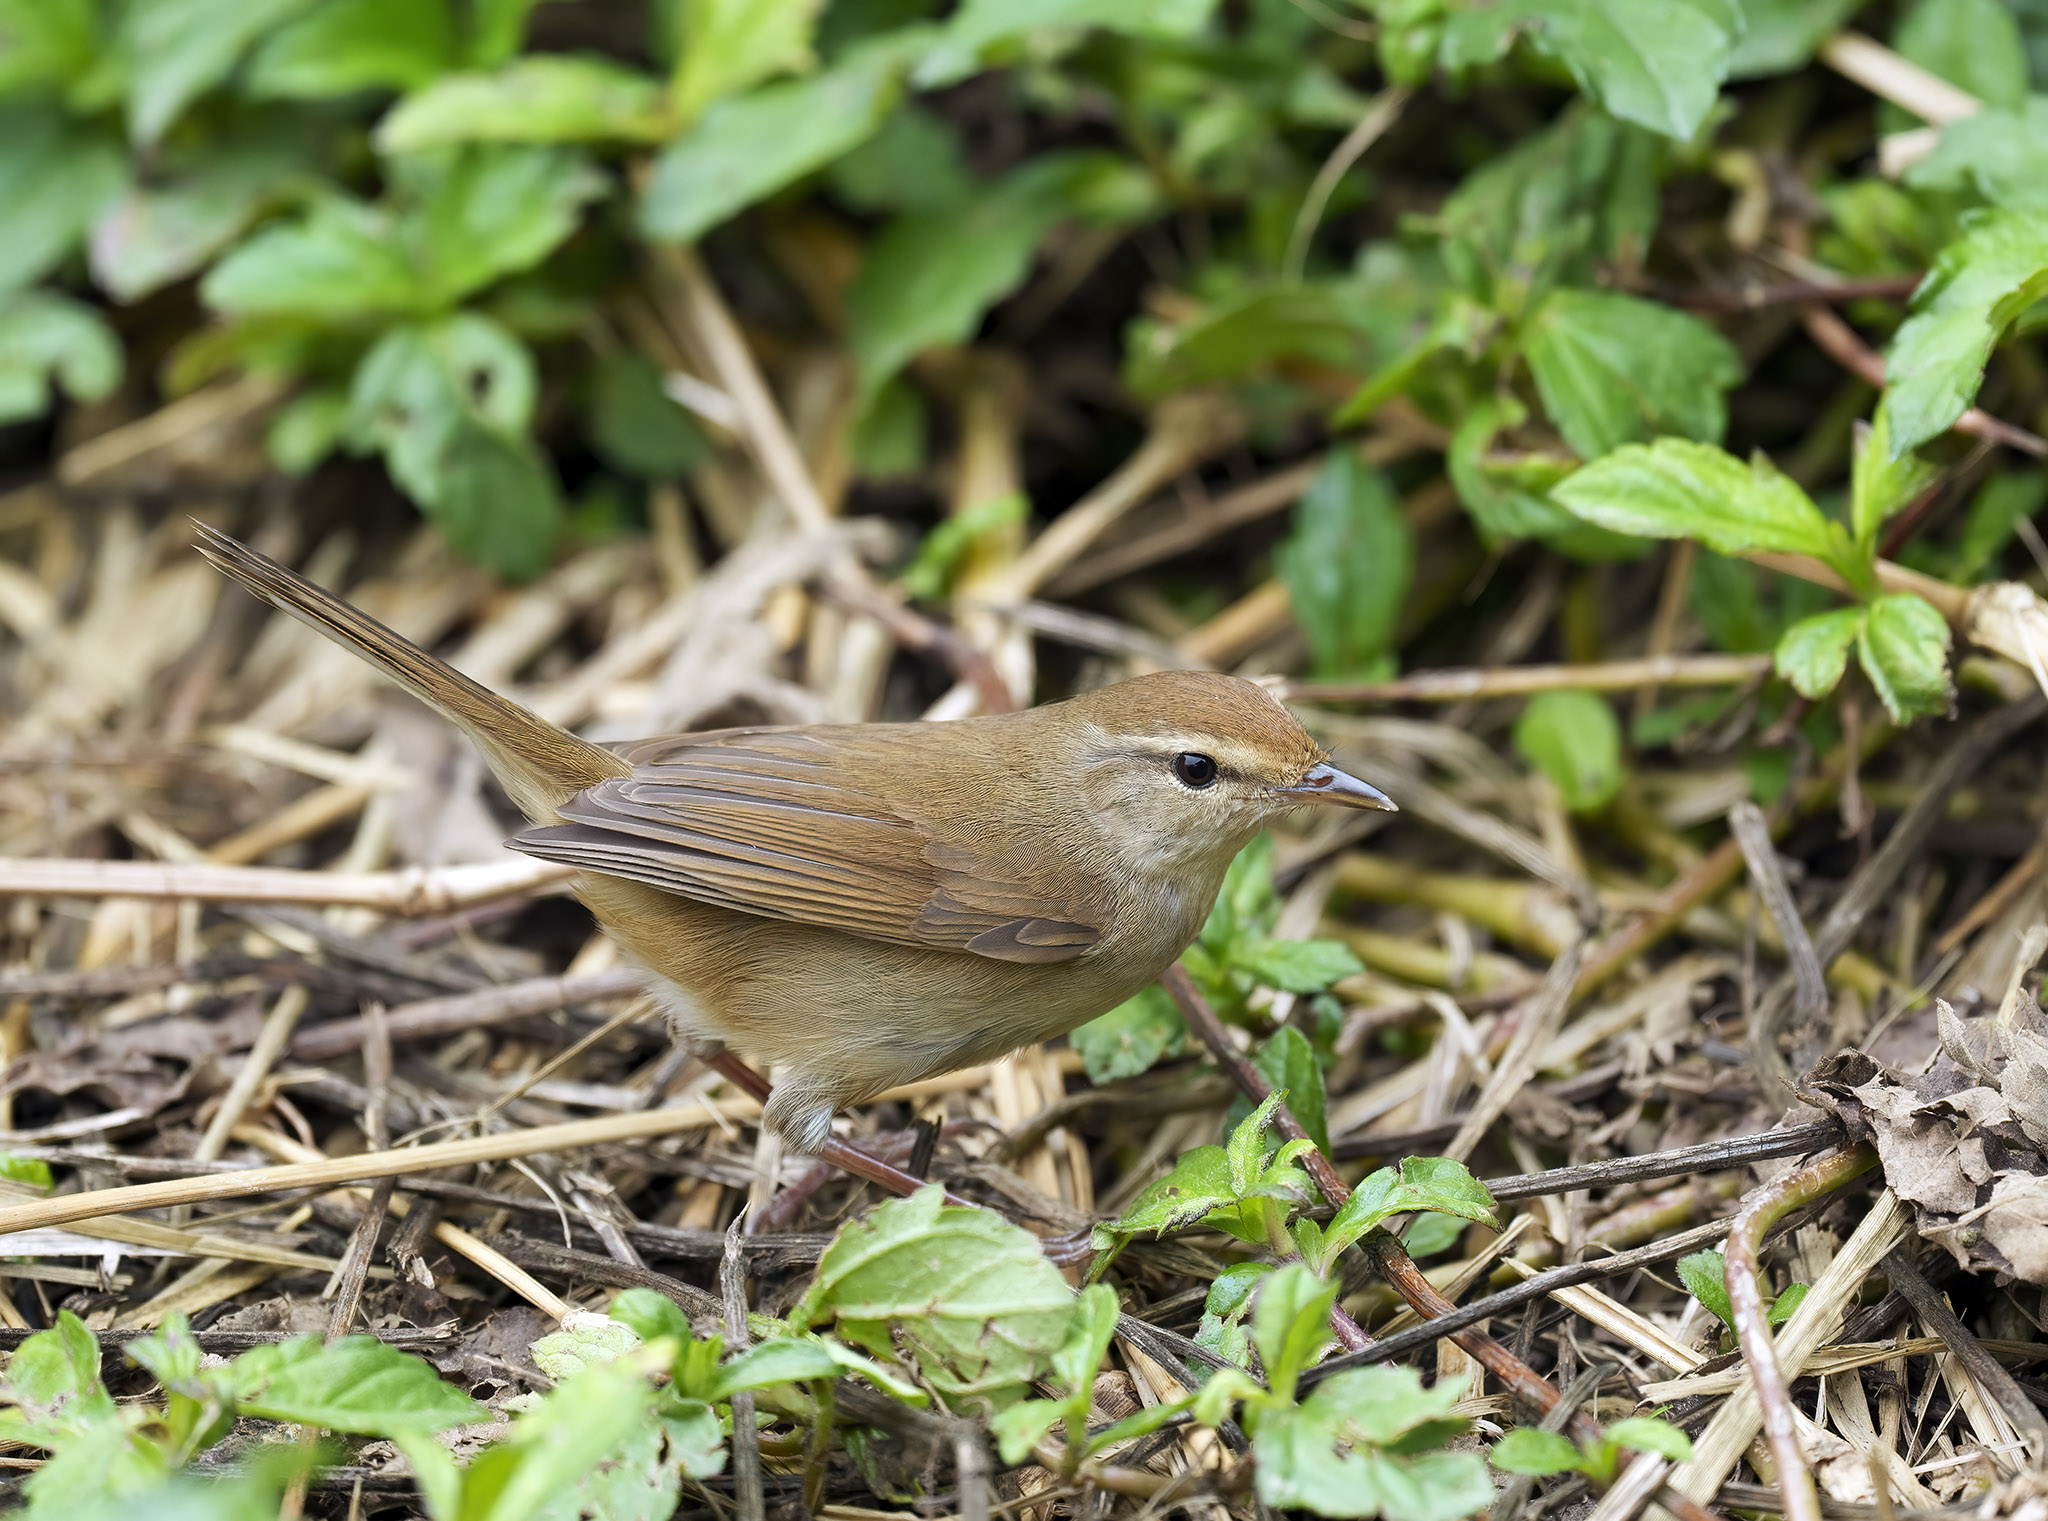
700, 1051, 974, 1209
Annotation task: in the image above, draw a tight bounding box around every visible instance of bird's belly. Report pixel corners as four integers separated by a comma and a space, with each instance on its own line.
576, 872, 1179, 1106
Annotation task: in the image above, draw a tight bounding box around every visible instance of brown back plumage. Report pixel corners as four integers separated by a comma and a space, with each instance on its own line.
193, 525, 627, 821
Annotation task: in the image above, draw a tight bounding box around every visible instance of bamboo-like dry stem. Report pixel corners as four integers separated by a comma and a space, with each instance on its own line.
1281, 652, 1772, 704
0, 856, 574, 913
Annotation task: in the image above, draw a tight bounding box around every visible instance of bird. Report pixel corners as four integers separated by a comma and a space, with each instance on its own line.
194, 524, 1395, 1154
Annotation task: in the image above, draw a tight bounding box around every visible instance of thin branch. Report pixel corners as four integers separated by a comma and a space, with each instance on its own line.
1881, 1248, 2048, 1464
1283, 86, 1412, 282
1800, 305, 2047, 457
1281, 653, 1772, 704
0, 856, 574, 913
1721, 1145, 1880, 1521
1727, 801, 1827, 1098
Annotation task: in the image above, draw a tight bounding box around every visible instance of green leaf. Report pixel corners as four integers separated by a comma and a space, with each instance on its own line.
1726, 0, 1862, 78
1320, 1157, 1499, 1263
1092, 1144, 1236, 1247
1400, 1212, 1467, 1259
0, 1155, 52, 1191
227, 1335, 484, 1434
460, 1358, 661, 1521
607, 1288, 693, 1346
0, 106, 126, 295
915, 0, 1217, 88
587, 349, 711, 480
1448, 0, 1735, 141
412, 144, 607, 306
900, 492, 1029, 600
268, 388, 349, 474
244, 0, 453, 98
1856, 592, 1953, 723
671, 0, 821, 124
1773, 607, 1865, 700
1251, 1030, 1329, 1156
0, 0, 98, 94
0, 291, 122, 425
1884, 208, 2048, 457
202, 198, 419, 319
706, 1338, 844, 1398
1550, 438, 1850, 566
1310, 1364, 1469, 1448
1905, 98, 2048, 210
121, 0, 315, 145
1951, 471, 2047, 581
345, 313, 537, 502
1606, 1415, 1693, 1460
1236, 939, 1367, 997
527, 1404, 713, 1521
1887, 0, 2027, 120
1489, 1426, 1583, 1475
3, 1312, 103, 1410
827, 105, 974, 215
1227, 1090, 1288, 1195
1274, 451, 1412, 681
379, 55, 670, 151
430, 420, 565, 582
1072, 984, 1186, 1084
1523, 288, 1743, 458
1251, 1398, 1493, 1521
1851, 403, 1937, 551
1127, 282, 1380, 402
89, 128, 312, 303
531, 1316, 643, 1382
1768, 1281, 1809, 1325
1676, 1248, 1736, 1331
990, 1400, 1065, 1466
794, 1185, 1077, 1399
1249, 1262, 1337, 1401
640, 45, 906, 244
1051, 1282, 1120, 1397
469, 0, 543, 66
1513, 689, 1623, 812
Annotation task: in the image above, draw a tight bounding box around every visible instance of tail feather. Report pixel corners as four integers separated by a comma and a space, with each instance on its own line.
193, 523, 627, 822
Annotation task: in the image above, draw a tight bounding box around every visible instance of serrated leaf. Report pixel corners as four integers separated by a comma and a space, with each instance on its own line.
1235, 938, 1367, 996
1551, 438, 1847, 566
1851, 403, 1937, 550
1606, 1415, 1693, 1460
795, 1185, 1076, 1399
1513, 689, 1623, 812
1489, 1426, 1583, 1475
1886, 208, 2048, 458
1227, 1090, 1287, 1195
1072, 984, 1186, 1084
640, 44, 906, 243
1773, 607, 1864, 699
1249, 1262, 1337, 1401
1321, 1157, 1498, 1263
1857, 592, 1953, 722
245, 0, 453, 98
1275, 451, 1413, 681
1676, 1248, 1735, 1331
671, 0, 821, 124
1524, 288, 1742, 458
1248, 1030, 1329, 1156
379, 54, 669, 151
228, 1335, 483, 1434
1095, 1144, 1237, 1246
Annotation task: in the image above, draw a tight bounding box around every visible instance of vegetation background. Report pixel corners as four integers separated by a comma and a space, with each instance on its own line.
7, 0, 2048, 1517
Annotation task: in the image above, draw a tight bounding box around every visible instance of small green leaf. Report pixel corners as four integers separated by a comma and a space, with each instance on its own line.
1394, 1156, 1502, 1229
430, 419, 564, 582
707, 1338, 844, 1398
1275, 452, 1413, 682
1250, 1263, 1337, 1402
1251, 1396, 1493, 1521
1400, 1212, 1467, 1259
1773, 607, 1866, 700
1951, 471, 2048, 582
344, 313, 537, 502
120, 0, 313, 145
587, 349, 711, 480
0, 106, 127, 295
795, 1185, 1077, 1399
268, 388, 349, 476
1676, 1248, 1735, 1332
1227, 1090, 1288, 1195
1851, 404, 1937, 551
459, 1357, 662, 1521
1051, 1282, 1120, 1398
1235, 939, 1366, 996
202, 198, 419, 319
900, 492, 1029, 601
1490, 1426, 1584, 1476
1513, 690, 1623, 812
1886, 0, 2027, 124
531, 1316, 642, 1382
1250, 1030, 1329, 1157
1129, 282, 1380, 402
378, 55, 669, 150
3, 1312, 103, 1409
1906, 98, 2048, 210
412, 144, 606, 306
671, 0, 821, 124
1768, 1281, 1809, 1326
1605, 1416, 1694, 1461
1727, 0, 1862, 77
1093, 1144, 1237, 1249
607, 1288, 693, 1346
1856, 592, 1953, 723
1885, 208, 2048, 458
0, 292, 121, 425
244, 0, 453, 98
640, 45, 906, 245
1550, 439, 1848, 566
1072, 984, 1186, 1084
228, 1336, 484, 1435
990, 1400, 1065, 1466
1523, 288, 1742, 459
915, 0, 1217, 88
828, 106, 975, 215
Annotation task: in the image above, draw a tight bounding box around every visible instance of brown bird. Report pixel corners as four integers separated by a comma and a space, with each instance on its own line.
195, 525, 1394, 1154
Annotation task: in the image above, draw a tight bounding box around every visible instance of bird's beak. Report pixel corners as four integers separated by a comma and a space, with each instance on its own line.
1273, 761, 1397, 812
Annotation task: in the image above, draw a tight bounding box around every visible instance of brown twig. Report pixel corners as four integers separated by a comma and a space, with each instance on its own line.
1722, 1144, 1880, 1521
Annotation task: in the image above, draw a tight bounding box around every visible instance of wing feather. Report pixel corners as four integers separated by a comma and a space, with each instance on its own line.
509, 728, 1103, 962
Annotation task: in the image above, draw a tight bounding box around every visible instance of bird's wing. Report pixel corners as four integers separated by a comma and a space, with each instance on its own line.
508, 729, 1103, 964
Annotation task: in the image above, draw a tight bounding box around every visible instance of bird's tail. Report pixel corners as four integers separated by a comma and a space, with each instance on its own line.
193, 524, 627, 821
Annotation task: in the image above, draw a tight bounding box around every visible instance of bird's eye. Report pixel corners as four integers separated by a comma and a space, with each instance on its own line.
1172, 752, 1218, 789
